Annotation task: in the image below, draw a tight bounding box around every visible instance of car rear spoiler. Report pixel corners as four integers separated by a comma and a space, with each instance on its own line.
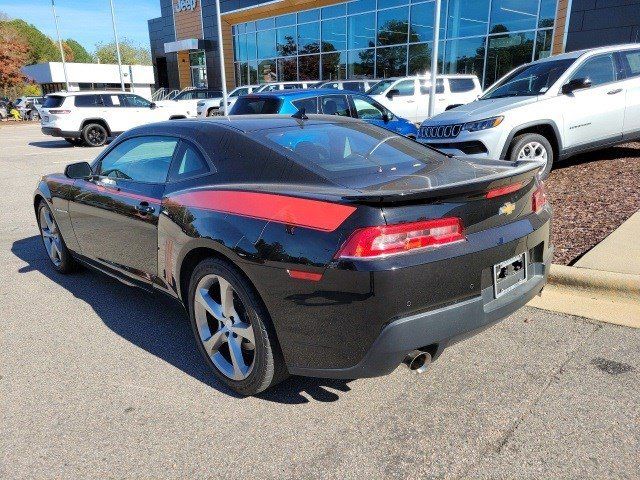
340, 160, 542, 205
169, 160, 542, 207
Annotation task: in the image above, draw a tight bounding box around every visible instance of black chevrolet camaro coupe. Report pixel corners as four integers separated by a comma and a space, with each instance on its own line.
34, 115, 552, 395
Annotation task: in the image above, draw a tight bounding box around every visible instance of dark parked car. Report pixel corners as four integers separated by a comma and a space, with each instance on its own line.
34, 116, 552, 395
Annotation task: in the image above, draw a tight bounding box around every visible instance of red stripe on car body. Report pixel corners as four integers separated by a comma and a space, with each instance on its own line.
166, 190, 356, 232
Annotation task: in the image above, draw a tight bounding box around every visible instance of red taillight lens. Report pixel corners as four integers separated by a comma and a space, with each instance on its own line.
532, 181, 548, 213
486, 182, 523, 199
335, 218, 465, 259
49, 109, 70, 114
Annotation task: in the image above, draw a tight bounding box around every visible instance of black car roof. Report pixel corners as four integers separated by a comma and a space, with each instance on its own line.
124, 114, 363, 137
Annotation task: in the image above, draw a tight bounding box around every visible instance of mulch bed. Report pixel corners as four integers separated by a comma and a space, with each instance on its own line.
545, 142, 640, 265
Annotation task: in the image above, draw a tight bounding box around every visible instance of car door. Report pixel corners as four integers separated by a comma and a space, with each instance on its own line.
561, 53, 625, 149
68, 135, 179, 286
381, 79, 418, 123
99, 93, 130, 133
617, 48, 640, 139
416, 78, 446, 121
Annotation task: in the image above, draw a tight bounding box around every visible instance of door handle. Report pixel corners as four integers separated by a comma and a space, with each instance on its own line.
135, 202, 155, 214
607, 88, 623, 95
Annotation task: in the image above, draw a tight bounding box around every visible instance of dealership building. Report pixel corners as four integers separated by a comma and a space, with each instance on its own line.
148, 0, 640, 91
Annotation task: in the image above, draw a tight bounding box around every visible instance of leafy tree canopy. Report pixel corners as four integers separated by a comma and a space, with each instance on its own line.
65, 39, 93, 63
95, 38, 151, 65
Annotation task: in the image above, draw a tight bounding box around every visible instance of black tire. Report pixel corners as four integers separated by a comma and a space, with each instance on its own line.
206, 108, 217, 117
29, 110, 40, 121
81, 123, 108, 147
508, 132, 554, 179
188, 258, 288, 395
36, 200, 76, 273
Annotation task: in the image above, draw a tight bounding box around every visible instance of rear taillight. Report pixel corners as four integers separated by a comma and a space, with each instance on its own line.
335, 218, 465, 259
486, 182, 522, 199
49, 109, 70, 114
532, 181, 548, 213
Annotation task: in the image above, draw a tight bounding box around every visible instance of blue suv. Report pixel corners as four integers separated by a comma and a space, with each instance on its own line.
229, 89, 418, 138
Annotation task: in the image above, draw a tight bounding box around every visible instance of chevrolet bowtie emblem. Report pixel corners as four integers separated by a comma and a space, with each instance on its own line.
499, 202, 516, 216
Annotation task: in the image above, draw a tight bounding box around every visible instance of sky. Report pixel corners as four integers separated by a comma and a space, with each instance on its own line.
0, 0, 161, 53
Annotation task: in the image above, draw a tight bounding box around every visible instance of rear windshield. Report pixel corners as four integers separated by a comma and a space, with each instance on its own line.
230, 96, 283, 114
43, 96, 65, 108
255, 122, 446, 188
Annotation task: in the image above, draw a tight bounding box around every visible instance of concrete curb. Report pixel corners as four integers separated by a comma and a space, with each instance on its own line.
528, 264, 640, 329
547, 264, 640, 301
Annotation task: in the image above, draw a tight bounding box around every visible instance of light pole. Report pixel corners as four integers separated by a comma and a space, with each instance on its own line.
50, 0, 70, 91
428, 0, 441, 118
215, 0, 229, 115
109, 0, 126, 91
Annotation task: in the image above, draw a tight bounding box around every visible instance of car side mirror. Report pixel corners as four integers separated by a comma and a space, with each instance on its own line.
64, 161, 92, 179
150, 102, 157, 109
386, 89, 400, 99
561, 77, 592, 95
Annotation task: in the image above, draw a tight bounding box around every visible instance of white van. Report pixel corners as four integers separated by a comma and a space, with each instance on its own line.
367, 75, 481, 124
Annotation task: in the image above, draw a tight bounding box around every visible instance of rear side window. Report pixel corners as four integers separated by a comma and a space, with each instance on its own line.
43, 96, 65, 108
620, 49, 640, 79
168, 141, 210, 182
343, 81, 365, 92
419, 79, 444, 94
74, 95, 103, 107
230, 97, 283, 114
320, 95, 350, 116
449, 78, 476, 93
206, 91, 223, 98
283, 83, 303, 89
292, 97, 319, 114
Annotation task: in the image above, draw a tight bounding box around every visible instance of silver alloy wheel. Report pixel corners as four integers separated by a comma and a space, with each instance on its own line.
194, 274, 256, 380
39, 207, 62, 267
517, 141, 548, 172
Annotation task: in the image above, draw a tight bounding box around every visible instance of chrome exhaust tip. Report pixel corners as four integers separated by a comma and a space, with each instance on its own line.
402, 350, 431, 374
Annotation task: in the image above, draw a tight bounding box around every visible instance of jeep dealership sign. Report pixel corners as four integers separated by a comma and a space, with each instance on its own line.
174, 0, 196, 12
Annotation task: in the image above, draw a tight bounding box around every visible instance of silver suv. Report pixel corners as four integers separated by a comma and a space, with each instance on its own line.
417, 44, 640, 178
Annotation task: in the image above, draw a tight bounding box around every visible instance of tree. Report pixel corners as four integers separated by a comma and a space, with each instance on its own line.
0, 22, 29, 96
95, 38, 151, 65
4, 19, 59, 64
65, 39, 92, 63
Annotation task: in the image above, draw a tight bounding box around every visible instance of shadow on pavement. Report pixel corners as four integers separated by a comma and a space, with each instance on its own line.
557, 143, 640, 170
12, 235, 352, 404
28, 140, 75, 149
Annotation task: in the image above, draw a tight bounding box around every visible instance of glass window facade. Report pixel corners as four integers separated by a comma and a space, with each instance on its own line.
233, 0, 556, 87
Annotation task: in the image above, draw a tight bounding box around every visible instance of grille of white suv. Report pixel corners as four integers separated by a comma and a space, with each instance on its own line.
420, 124, 463, 139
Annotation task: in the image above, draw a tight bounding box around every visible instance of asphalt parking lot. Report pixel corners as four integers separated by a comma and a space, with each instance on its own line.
2, 123, 639, 479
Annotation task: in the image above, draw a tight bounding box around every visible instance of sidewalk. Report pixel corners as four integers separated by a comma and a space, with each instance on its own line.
529, 211, 640, 328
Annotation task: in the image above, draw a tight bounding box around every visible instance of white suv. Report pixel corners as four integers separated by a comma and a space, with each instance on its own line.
196, 85, 258, 117
366, 75, 482, 124
40, 91, 189, 146
417, 44, 640, 178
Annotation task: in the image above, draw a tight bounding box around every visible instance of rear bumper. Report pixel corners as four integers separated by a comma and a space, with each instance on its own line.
289, 250, 550, 379
41, 127, 81, 138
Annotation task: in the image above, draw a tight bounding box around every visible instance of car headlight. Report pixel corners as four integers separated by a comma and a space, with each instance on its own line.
462, 116, 504, 132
